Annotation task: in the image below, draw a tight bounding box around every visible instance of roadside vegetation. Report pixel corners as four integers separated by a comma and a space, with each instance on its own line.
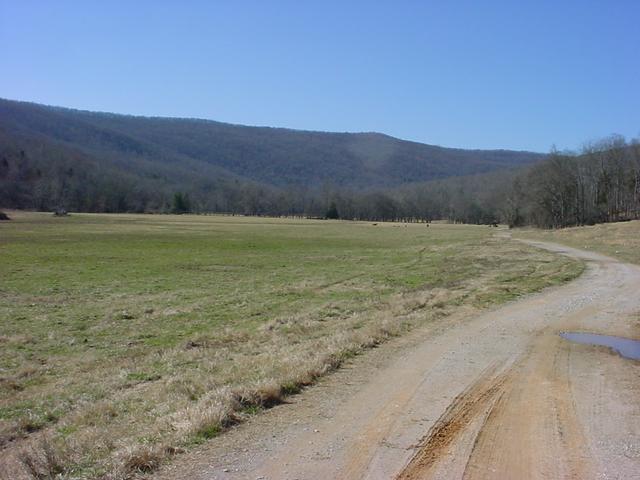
0, 213, 582, 478
516, 220, 640, 265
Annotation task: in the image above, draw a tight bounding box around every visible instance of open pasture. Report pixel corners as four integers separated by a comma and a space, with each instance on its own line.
0, 213, 581, 478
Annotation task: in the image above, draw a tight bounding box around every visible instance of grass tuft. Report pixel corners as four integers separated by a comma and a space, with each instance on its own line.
19, 437, 69, 480
119, 445, 163, 474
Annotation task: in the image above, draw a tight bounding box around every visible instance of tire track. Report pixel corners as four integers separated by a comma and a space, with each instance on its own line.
396, 364, 511, 480
398, 327, 596, 480
461, 332, 593, 480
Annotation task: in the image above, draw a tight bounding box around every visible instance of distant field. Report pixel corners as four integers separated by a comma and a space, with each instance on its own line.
0, 213, 582, 478
516, 220, 640, 265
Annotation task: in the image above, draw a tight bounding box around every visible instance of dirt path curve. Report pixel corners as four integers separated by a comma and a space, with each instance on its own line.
158, 240, 640, 480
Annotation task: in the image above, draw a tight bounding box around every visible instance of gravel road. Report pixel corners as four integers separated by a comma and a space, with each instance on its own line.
157, 239, 640, 480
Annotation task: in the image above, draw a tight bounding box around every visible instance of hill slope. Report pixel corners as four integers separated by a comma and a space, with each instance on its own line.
0, 98, 543, 191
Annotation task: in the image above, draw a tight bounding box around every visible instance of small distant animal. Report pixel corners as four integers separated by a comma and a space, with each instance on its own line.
372, 223, 378, 226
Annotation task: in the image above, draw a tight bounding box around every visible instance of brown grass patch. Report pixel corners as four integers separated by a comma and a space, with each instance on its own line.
18, 437, 70, 480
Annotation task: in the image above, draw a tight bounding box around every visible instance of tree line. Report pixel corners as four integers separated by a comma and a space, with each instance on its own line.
509, 136, 640, 227
170, 135, 640, 228
2, 134, 639, 228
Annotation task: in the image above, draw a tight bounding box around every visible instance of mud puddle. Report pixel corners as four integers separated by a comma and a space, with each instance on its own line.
561, 332, 640, 361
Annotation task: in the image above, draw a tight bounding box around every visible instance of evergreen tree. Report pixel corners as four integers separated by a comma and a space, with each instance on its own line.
171, 192, 191, 214
325, 201, 339, 219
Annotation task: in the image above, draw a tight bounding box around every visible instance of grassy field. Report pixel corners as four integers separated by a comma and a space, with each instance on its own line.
0, 212, 582, 478
516, 220, 640, 265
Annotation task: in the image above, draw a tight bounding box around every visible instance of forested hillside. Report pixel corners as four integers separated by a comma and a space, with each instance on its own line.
0, 98, 542, 213
1, 99, 637, 228
364, 135, 640, 227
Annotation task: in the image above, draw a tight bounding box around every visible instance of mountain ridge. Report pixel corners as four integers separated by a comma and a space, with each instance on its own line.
0, 97, 544, 154
0, 97, 546, 213
0, 97, 544, 188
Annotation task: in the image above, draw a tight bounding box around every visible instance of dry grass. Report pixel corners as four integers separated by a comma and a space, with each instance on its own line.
515, 220, 640, 265
17, 437, 70, 480
0, 213, 582, 478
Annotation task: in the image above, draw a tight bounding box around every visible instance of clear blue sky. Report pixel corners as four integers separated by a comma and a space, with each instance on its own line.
1, 1, 639, 152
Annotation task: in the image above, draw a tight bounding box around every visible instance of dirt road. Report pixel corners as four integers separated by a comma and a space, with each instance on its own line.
158, 240, 640, 480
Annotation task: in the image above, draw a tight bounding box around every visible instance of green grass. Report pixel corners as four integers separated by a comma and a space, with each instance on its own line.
0, 212, 582, 478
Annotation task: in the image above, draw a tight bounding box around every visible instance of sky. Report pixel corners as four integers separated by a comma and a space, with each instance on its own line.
1, 1, 639, 152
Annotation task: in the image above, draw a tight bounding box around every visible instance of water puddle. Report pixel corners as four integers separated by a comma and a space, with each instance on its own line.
560, 332, 640, 361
